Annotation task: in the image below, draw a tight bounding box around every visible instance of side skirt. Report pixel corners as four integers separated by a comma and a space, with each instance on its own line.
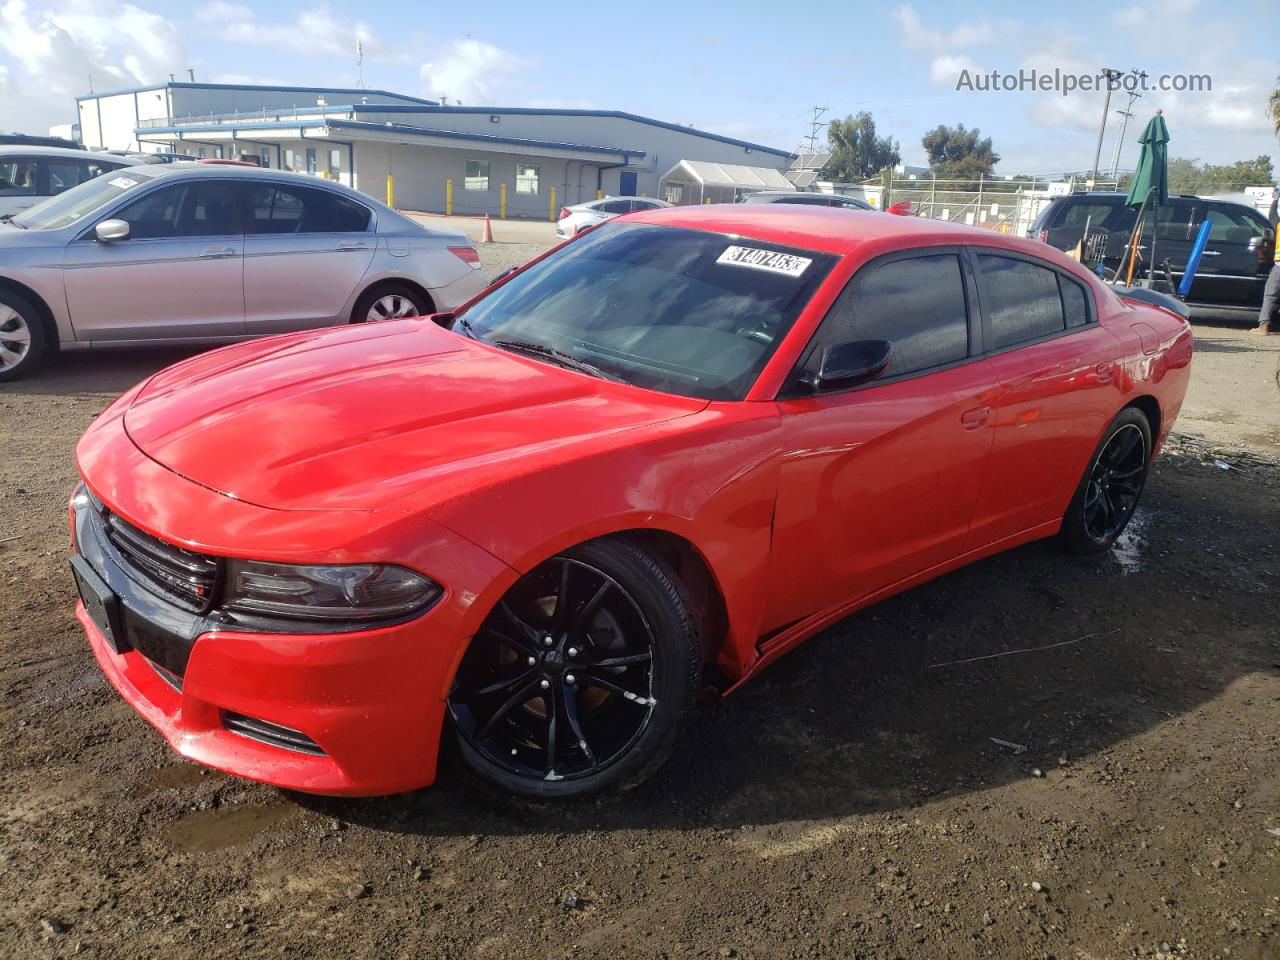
721, 519, 1063, 696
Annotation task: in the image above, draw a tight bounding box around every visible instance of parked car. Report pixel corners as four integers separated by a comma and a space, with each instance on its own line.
741, 190, 874, 211
71, 204, 1192, 799
556, 196, 671, 238
1029, 191, 1275, 320
0, 133, 84, 150
0, 146, 142, 219
0, 164, 486, 380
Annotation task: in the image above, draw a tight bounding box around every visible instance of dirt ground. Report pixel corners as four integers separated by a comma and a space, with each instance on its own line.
1, 258, 1278, 959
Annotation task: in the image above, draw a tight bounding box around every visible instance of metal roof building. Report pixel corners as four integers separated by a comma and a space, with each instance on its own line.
76, 82, 795, 217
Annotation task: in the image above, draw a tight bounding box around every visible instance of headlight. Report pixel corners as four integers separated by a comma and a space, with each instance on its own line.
223, 560, 441, 623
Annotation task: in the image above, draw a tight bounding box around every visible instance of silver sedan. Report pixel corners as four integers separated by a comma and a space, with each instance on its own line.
0, 164, 487, 380
555, 196, 671, 239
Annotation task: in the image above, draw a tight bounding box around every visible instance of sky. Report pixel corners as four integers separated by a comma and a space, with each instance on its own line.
1, 0, 1278, 176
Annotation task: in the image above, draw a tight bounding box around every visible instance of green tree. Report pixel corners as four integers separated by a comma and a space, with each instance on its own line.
823, 112, 900, 182
921, 123, 999, 179
1269, 75, 1280, 138
1164, 155, 1274, 194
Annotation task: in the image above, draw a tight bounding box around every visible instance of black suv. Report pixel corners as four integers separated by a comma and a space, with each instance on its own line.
1029, 192, 1275, 319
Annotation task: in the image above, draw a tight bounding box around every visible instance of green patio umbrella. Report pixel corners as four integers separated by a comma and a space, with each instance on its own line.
1125, 110, 1170, 209
1121, 110, 1170, 284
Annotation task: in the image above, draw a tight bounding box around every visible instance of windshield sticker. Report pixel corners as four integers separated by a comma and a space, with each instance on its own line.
108, 177, 139, 189
716, 245, 812, 278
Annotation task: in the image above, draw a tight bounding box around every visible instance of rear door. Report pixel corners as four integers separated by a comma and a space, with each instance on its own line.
0, 156, 40, 216
62, 178, 247, 341
1185, 201, 1273, 307
766, 250, 1004, 631
242, 182, 377, 333
965, 251, 1122, 547
1146, 198, 1199, 286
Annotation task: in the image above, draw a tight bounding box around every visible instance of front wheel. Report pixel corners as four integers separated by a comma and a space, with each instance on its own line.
448, 538, 701, 798
1058, 408, 1152, 554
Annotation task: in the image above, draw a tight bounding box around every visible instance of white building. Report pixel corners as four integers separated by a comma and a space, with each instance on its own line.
76, 82, 795, 217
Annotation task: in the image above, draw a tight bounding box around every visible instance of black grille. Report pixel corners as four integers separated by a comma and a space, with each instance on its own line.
222, 712, 326, 756
103, 512, 219, 612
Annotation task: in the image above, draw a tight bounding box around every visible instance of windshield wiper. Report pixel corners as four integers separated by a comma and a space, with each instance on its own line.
489, 338, 621, 382
0, 214, 25, 228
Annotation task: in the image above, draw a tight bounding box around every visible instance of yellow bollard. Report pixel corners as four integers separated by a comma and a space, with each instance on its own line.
500, 183, 507, 219
703, 196, 711, 204
549, 187, 556, 222
385, 174, 393, 208
445, 179, 453, 216
596, 189, 604, 200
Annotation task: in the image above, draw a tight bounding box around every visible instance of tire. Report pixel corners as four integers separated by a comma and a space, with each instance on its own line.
448, 537, 701, 799
350, 283, 431, 324
0, 290, 49, 383
1058, 407, 1152, 555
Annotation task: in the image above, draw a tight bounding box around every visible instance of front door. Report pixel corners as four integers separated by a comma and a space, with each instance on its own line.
1185, 201, 1273, 307
242, 182, 377, 333
63, 179, 246, 341
765, 250, 1001, 633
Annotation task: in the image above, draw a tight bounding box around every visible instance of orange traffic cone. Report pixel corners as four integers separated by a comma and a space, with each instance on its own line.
480, 213, 494, 244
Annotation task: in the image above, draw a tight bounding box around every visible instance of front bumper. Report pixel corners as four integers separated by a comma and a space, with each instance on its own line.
71, 404, 516, 796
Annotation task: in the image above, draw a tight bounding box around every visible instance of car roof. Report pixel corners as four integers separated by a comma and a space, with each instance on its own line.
623, 202, 1082, 262
114, 162, 377, 194
0, 145, 142, 162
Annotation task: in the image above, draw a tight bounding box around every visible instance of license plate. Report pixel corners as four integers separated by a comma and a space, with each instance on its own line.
70, 556, 127, 655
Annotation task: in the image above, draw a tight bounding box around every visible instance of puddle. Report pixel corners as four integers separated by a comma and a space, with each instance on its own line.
1112, 509, 1150, 575
163, 802, 299, 853
129, 763, 211, 798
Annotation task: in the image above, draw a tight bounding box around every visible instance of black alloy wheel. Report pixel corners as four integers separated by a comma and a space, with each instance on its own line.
448, 538, 700, 798
1060, 407, 1152, 554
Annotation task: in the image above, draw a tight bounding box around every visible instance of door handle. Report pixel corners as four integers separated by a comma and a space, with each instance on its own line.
337, 241, 371, 251
1200, 250, 1221, 256
200, 246, 237, 258
960, 406, 991, 429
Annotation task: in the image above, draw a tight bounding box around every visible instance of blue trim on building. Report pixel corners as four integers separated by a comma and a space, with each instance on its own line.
78, 81, 437, 106
346, 104, 795, 158
135, 118, 645, 158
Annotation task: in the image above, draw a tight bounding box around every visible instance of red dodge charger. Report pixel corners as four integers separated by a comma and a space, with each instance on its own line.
70, 205, 1193, 798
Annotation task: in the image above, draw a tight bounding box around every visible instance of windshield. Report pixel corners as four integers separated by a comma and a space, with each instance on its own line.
459, 223, 837, 401
11, 170, 150, 230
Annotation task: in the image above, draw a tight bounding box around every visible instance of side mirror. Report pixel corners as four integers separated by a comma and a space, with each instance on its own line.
95, 219, 130, 243
886, 200, 913, 217
804, 339, 892, 392
429, 311, 456, 330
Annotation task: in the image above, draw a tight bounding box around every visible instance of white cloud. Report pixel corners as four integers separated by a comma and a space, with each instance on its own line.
931, 54, 980, 86
419, 40, 532, 106
892, 5, 1000, 52
197, 2, 391, 60
1111, 6, 1146, 27
0, 0, 186, 132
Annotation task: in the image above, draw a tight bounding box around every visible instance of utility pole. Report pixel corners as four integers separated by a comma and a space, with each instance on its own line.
356, 40, 365, 89
1108, 87, 1142, 181
1088, 68, 1124, 189
805, 105, 829, 153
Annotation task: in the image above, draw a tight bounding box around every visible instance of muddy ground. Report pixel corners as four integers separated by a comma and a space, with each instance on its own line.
1, 260, 1278, 959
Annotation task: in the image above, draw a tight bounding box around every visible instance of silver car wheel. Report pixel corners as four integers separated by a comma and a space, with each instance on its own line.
367, 294, 421, 323
0, 306, 32, 372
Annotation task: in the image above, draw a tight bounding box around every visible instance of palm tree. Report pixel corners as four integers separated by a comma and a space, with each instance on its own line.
1271, 76, 1280, 138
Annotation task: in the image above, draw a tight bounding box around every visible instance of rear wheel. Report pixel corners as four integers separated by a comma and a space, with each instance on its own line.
351, 283, 431, 324
1058, 408, 1152, 554
448, 538, 701, 798
0, 291, 49, 383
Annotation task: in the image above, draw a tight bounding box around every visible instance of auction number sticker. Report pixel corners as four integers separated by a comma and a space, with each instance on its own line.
716, 245, 812, 277
108, 177, 139, 189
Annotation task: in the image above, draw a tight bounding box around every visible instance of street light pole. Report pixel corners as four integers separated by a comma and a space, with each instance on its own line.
1089, 68, 1124, 189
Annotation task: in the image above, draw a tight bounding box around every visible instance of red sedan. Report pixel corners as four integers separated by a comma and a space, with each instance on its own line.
70, 205, 1193, 798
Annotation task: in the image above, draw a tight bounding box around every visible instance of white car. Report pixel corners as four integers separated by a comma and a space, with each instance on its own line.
555, 196, 672, 239
0, 146, 143, 218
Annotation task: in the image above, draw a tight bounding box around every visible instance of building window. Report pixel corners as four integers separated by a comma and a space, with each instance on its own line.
260, 150, 270, 169
328, 149, 342, 179
283, 148, 295, 171
515, 163, 540, 194
305, 148, 317, 175
197, 147, 208, 159
465, 159, 489, 191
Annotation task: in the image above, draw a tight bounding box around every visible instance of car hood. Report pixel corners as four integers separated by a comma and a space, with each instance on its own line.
122, 320, 707, 512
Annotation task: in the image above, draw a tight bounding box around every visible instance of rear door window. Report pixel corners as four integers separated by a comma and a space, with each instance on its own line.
805, 253, 971, 380
0, 158, 38, 197
249, 184, 371, 234
977, 254, 1066, 348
